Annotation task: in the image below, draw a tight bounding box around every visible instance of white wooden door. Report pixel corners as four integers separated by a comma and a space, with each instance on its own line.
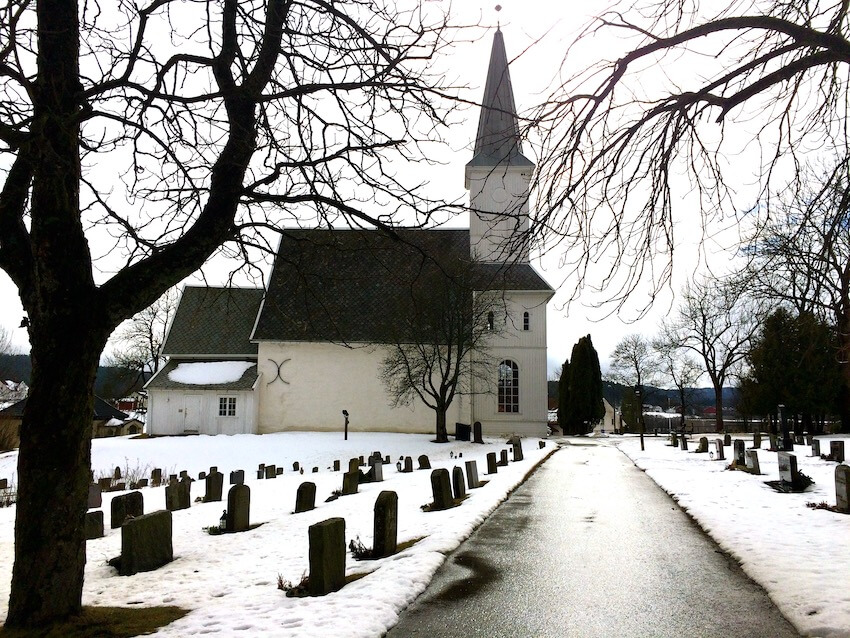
183, 394, 204, 432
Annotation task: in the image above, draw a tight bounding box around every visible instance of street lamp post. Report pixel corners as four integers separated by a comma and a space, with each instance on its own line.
636, 385, 645, 451
342, 409, 349, 441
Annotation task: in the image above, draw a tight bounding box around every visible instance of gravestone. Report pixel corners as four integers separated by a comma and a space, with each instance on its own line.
679, 436, 688, 451
373, 491, 398, 558
511, 440, 524, 462
178, 477, 192, 508
418, 455, 431, 470
778, 452, 800, 488
769, 434, 779, 451
811, 440, 821, 458
751, 432, 761, 449
308, 518, 346, 596
98, 477, 112, 491
313, 467, 319, 473
795, 435, 804, 446
473, 421, 484, 444
204, 471, 224, 503
265, 465, 277, 479
713, 439, 725, 461
384, 455, 390, 464
276, 467, 283, 476
836, 465, 850, 513
368, 462, 383, 483
179, 470, 188, 479
333, 460, 341, 472
430, 469, 454, 511
0, 478, 6, 489
111, 491, 144, 529
806, 434, 813, 445
295, 482, 317, 514
209, 466, 218, 474
198, 471, 207, 481
226, 484, 250, 532
487, 452, 498, 475
723, 434, 731, 446
293, 462, 300, 472
830, 441, 846, 462
498, 450, 509, 467
115, 482, 126, 491
88, 484, 102, 509
168, 474, 178, 483
539, 441, 546, 449
745, 450, 761, 475
84, 510, 104, 540
403, 457, 413, 473
165, 478, 190, 512
342, 470, 359, 495
696, 437, 708, 453
734, 440, 746, 466
465, 460, 480, 489
257, 469, 265, 480
230, 470, 244, 485
670, 432, 679, 447
348, 458, 360, 473
151, 468, 162, 486
452, 466, 466, 500
118, 510, 173, 576
455, 422, 471, 441
114, 466, 122, 480
135, 478, 148, 489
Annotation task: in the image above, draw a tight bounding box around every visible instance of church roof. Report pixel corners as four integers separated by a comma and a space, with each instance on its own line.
252, 228, 552, 343
162, 286, 264, 358
467, 29, 534, 169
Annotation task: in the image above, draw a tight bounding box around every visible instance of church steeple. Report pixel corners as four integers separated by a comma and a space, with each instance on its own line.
465, 28, 534, 264
467, 28, 533, 170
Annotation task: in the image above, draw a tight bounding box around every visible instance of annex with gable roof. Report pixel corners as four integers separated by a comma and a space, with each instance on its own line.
145, 29, 555, 438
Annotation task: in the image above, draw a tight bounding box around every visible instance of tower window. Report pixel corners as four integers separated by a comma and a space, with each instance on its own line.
523, 311, 530, 331
498, 360, 519, 413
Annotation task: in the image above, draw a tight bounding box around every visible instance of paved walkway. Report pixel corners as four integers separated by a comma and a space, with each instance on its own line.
387, 440, 800, 637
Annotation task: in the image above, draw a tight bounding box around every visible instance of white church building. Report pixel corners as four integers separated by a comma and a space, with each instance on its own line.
145, 29, 555, 438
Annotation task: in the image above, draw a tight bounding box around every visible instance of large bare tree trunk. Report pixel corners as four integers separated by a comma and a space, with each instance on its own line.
838, 311, 850, 433
435, 408, 448, 443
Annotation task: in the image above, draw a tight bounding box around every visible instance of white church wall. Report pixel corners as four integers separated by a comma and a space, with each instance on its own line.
467, 166, 532, 262
147, 389, 257, 436
257, 341, 465, 434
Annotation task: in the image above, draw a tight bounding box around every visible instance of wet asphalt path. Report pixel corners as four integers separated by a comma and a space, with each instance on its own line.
386, 440, 801, 638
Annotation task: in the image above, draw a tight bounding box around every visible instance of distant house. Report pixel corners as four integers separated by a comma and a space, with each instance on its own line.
0, 396, 130, 448
0, 380, 28, 411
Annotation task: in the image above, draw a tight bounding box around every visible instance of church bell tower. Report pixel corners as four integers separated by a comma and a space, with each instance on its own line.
465, 28, 534, 263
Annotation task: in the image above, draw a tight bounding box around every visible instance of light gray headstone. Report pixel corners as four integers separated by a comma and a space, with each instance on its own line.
680, 436, 688, 451
835, 465, 850, 513
745, 449, 761, 475
713, 439, 725, 461
777, 452, 798, 485
369, 462, 383, 483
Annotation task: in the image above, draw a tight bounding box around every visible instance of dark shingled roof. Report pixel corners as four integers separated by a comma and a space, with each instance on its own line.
162, 287, 264, 357
0, 396, 128, 420
252, 228, 552, 343
467, 29, 533, 169
145, 360, 259, 391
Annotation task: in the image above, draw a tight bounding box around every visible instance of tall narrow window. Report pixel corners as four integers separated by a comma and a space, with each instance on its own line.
498, 360, 520, 413
219, 397, 237, 417
523, 311, 530, 331
487, 311, 494, 331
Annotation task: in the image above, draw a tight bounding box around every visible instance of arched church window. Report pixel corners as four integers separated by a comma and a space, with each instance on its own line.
523, 311, 530, 331
487, 311, 494, 331
498, 360, 519, 413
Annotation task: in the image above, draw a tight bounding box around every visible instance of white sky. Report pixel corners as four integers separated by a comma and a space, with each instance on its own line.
0, 1, 747, 377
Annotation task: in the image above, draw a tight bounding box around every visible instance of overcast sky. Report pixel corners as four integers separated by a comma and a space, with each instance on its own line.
0, 1, 744, 378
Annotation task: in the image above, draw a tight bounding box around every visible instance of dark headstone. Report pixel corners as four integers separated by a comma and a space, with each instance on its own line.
115, 482, 126, 491
265, 465, 277, 479
151, 468, 162, 486
805, 434, 813, 446
680, 436, 688, 451
473, 421, 484, 444
403, 457, 413, 473
487, 452, 498, 475
751, 432, 761, 449
795, 435, 804, 446
165, 478, 190, 511
373, 491, 398, 558
293, 462, 300, 472
342, 470, 359, 495
88, 484, 102, 509
836, 465, 850, 513
465, 460, 480, 489
114, 466, 122, 480
333, 460, 341, 472
312, 467, 319, 473
769, 434, 779, 451
199, 471, 207, 480
455, 422, 471, 441
830, 441, 845, 462
257, 470, 265, 480
179, 470, 188, 479
178, 477, 191, 508
811, 440, 821, 458
118, 510, 173, 576
498, 449, 509, 467
308, 518, 346, 596
670, 432, 679, 447
209, 466, 218, 474
85, 510, 104, 540
384, 455, 390, 464
713, 439, 725, 461
348, 458, 360, 474
778, 452, 799, 486
0, 478, 7, 489
696, 437, 708, 453
539, 441, 546, 449
430, 469, 453, 511
226, 484, 250, 532
135, 478, 148, 488
745, 449, 761, 475
359, 455, 365, 466
204, 471, 224, 503
98, 477, 112, 491
723, 434, 731, 446
734, 440, 746, 465
276, 467, 283, 476
418, 455, 431, 470
452, 466, 466, 500
111, 491, 144, 529
295, 482, 317, 514
511, 440, 524, 462
230, 470, 245, 485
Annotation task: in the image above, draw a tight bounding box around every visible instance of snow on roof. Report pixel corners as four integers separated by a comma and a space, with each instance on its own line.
106, 418, 124, 427
167, 361, 255, 386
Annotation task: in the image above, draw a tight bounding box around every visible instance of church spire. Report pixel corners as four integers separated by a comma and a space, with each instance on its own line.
467, 28, 533, 169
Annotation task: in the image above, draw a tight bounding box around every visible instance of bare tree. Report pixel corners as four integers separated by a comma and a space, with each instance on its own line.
652, 328, 704, 430
381, 263, 504, 443
531, 0, 850, 313
109, 288, 178, 389
667, 276, 761, 432
742, 167, 850, 430
0, 0, 464, 627
608, 333, 656, 444
0, 325, 14, 356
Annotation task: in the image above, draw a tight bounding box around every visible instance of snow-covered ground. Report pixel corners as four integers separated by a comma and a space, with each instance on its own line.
617, 434, 850, 638
0, 432, 552, 637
